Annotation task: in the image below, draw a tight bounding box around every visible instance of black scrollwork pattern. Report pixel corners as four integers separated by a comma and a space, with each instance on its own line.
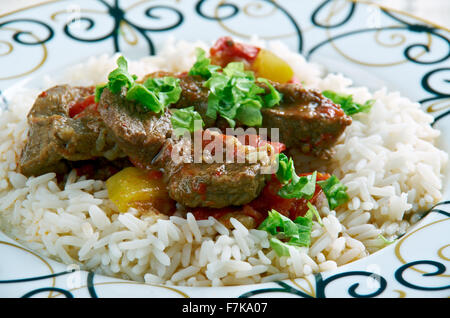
315, 271, 387, 298
403, 31, 450, 65
307, 25, 409, 59
306, 1, 450, 123
307, 10, 450, 65
380, 11, 450, 66
87, 272, 99, 298
195, 0, 303, 53
22, 287, 74, 298
195, 0, 239, 21
419, 68, 450, 125
0, 90, 8, 110
264, 0, 303, 53
395, 260, 450, 291
311, 0, 356, 29
429, 200, 450, 218
239, 280, 313, 298
62, 0, 184, 55
0, 0, 449, 298
0, 269, 75, 284
239, 271, 387, 298
0, 269, 75, 298
380, 10, 450, 121
0, 18, 54, 45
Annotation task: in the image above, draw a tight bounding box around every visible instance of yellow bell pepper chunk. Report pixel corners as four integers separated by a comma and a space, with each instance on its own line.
253, 49, 294, 84
106, 167, 169, 213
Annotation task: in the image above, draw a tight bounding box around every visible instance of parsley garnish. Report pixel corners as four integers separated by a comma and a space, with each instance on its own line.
188, 48, 282, 127
258, 209, 314, 256
378, 234, 396, 246
189, 47, 221, 79
257, 77, 282, 107
95, 56, 181, 113
317, 175, 349, 210
322, 90, 374, 116
305, 201, 323, 226
276, 153, 349, 210
275, 153, 317, 200
171, 106, 204, 137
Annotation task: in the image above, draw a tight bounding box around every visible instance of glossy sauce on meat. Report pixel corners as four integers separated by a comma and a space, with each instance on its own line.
143, 72, 352, 157
97, 87, 172, 168
18, 85, 125, 177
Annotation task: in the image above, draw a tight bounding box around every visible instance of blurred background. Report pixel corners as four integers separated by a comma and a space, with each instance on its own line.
1, 0, 449, 29
368, 0, 449, 29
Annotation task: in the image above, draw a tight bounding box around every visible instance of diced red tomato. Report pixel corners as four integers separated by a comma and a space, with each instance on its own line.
191, 206, 238, 221
249, 175, 292, 218
69, 95, 97, 118
193, 182, 207, 195
128, 157, 165, 179
191, 172, 330, 226
75, 163, 95, 179
129, 157, 146, 170
246, 135, 286, 154
202, 132, 286, 156
242, 204, 265, 226
249, 172, 330, 222
210, 36, 261, 67
74, 161, 121, 180
147, 170, 163, 180
129, 156, 155, 171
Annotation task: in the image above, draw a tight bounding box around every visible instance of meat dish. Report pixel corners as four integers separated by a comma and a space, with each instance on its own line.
0, 37, 446, 286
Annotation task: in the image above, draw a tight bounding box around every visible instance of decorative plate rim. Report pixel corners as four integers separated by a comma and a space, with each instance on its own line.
0, 0, 449, 298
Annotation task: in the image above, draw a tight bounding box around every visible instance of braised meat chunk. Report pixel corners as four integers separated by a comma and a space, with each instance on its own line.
142, 72, 351, 157
165, 161, 267, 209
18, 85, 124, 177
17, 39, 356, 220
97, 88, 173, 168
154, 131, 275, 209
261, 81, 352, 157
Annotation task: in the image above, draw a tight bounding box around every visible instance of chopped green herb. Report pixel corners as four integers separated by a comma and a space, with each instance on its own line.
290, 215, 314, 247
171, 106, 204, 137
126, 83, 161, 112
258, 209, 314, 256
99, 56, 181, 113
188, 48, 220, 79
269, 237, 291, 257
143, 76, 182, 112
278, 171, 317, 200
235, 99, 263, 127
258, 209, 299, 237
94, 83, 107, 103
275, 154, 317, 200
317, 175, 349, 210
322, 90, 374, 116
378, 234, 396, 246
203, 65, 264, 127
107, 56, 135, 94
257, 78, 282, 107
275, 153, 295, 184
222, 61, 252, 78
188, 49, 283, 128
305, 201, 323, 226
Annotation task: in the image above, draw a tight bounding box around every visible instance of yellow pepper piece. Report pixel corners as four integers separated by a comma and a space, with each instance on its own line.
253, 49, 294, 84
106, 167, 169, 213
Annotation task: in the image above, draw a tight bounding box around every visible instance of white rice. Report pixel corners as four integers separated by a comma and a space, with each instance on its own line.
0, 38, 447, 286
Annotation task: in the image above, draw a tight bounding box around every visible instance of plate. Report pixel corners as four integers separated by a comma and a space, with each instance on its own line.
0, 0, 449, 298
